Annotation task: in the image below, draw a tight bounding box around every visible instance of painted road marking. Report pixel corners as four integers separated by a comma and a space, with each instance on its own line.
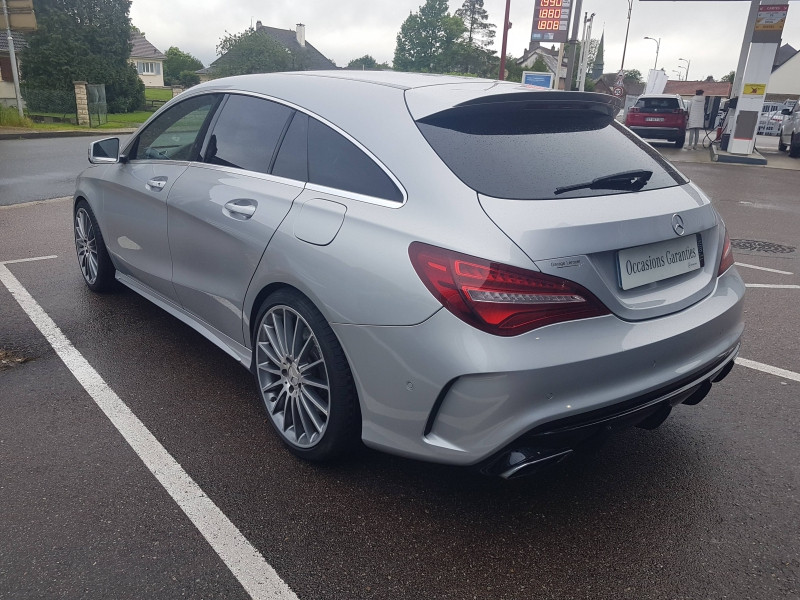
745, 284, 800, 289
736, 262, 793, 275
736, 358, 800, 383
0, 262, 298, 600
1, 255, 58, 265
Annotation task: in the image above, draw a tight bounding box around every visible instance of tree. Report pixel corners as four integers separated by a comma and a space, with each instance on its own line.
213, 28, 293, 77
346, 55, 390, 70
20, 0, 144, 113
393, 0, 465, 73
721, 71, 735, 83
453, 0, 496, 74
624, 69, 643, 83
164, 47, 204, 86
504, 55, 524, 83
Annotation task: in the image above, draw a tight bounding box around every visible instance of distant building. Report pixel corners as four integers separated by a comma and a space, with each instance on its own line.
516, 42, 567, 89
200, 22, 336, 81
0, 31, 25, 107
594, 73, 645, 98
767, 43, 800, 100
130, 33, 167, 87
663, 80, 732, 101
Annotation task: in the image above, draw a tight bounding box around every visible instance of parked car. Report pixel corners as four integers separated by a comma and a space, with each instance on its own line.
74, 72, 744, 478
778, 101, 800, 157
757, 101, 784, 135
624, 94, 688, 147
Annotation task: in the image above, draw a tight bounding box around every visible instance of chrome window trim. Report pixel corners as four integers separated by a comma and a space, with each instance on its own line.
184, 161, 307, 189
177, 88, 409, 207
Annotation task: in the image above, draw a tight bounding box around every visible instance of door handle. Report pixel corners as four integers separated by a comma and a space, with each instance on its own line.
146, 177, 168, 191
224, 199, 257, 219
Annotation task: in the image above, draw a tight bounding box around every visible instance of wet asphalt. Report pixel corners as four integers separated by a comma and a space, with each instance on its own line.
0, 150, 799, 599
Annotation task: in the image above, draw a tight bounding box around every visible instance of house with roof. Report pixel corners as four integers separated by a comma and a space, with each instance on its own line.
0, 30, 25, 107
516, 42, 567, 89
663, 80, 732, 101
767, 43, 800, 101
130, 33, 167, 87
200, 22, 336, 81
594, 73, 645, 98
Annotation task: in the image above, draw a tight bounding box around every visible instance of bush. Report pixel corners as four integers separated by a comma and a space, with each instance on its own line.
177, 70, 200, 87
0, 105, 34, 127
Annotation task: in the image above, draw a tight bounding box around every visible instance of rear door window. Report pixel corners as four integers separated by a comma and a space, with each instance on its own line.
307, 118, 403, 202
203, 94, 293, 174
416, 101, 687, 201
272, 112, 309, 182
634, 97, 681, 112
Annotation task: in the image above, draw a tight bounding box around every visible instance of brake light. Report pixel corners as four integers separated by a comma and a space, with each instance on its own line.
718, 230, 734, 276
408, 242, 610, 336
628, 107, 639, 113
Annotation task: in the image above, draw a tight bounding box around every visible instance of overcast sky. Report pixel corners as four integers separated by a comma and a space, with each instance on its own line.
129, 0, 800, 81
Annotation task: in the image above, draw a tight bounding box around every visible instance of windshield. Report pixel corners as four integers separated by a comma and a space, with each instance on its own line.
634, 97, 682, 112
416, 102, 688, 200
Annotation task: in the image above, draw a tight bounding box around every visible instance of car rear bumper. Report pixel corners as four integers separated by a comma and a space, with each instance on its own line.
332, 268, 745, 466
629, 126, 685, 140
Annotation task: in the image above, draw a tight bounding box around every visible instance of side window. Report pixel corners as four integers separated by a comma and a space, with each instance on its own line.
131, 94, 220, 161
307, 118, 403, 202
272, 112, 308, 182
203, 95, 293, 174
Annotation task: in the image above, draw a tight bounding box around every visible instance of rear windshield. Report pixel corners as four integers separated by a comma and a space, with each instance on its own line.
416, 102, 688, 200
634, 97, 681, 112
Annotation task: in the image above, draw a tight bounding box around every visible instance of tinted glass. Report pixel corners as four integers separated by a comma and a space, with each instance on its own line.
633, 97, 681, 112
204, 95, 293, 174
307, 118, 402, 202
417, 104, 687, 200
272, 112, 308, 181
132, 94, 220, 161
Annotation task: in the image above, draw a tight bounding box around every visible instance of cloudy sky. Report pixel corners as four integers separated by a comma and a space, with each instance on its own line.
130, 0, 800, 81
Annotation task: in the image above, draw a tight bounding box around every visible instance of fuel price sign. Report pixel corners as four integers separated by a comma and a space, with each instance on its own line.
531, 0, 573, 44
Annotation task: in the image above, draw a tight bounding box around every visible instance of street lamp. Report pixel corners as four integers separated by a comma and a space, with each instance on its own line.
678, 57, 691, 82
672, 69, 682, 81
644, 36, 660, 71
620, 0, 634, 72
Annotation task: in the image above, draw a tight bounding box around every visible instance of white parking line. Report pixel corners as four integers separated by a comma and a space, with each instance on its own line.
736, 358, 800, 383
0, 255, 58, 265
736, 262, 794, 275
745, 284, 800, 289
0, 262, 298, 600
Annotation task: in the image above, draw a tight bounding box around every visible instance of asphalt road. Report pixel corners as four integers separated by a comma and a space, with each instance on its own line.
1, 152, 798, 599
0, 136, 128, 206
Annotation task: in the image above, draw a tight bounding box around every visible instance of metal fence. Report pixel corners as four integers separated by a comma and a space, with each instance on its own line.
87, 84, 107, 127
19, 86, 77, 123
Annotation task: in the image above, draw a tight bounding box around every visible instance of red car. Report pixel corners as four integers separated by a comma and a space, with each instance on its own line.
625, 94, 688, 148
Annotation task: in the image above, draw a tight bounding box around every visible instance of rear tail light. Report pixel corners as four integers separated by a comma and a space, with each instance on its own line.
628, 107, 639, 113
409, 242, 610, 336
718, 230, 734, 276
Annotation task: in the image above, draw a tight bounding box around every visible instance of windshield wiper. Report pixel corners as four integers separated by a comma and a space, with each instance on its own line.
554, 169, 653, 196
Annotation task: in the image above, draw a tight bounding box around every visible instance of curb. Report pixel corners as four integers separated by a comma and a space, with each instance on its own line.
710, 143, 768, 166
0, 129, 137, 141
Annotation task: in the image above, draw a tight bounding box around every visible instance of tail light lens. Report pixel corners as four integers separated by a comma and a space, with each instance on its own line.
628, 107, 639, 113
718, 230, 734, 276
409, 242, 610, 336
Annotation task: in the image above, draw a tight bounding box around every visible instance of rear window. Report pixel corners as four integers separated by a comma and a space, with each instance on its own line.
634, 97, 682, 112
416, 102, 688, 200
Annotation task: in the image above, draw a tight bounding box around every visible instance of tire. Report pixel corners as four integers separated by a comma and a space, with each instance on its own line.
675, 135, 685, 148
74, 199, 115, 292
790, 134, 800, 158
252, 289, 360, 461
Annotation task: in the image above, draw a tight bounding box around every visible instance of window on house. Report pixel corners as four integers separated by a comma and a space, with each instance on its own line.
137, 61, 160, 75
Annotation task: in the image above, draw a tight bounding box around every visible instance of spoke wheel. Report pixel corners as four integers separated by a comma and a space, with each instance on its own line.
73, 200, 115, 292
253, 290, 360, 460
257, 305, 331, 448
75, 207, 99, 284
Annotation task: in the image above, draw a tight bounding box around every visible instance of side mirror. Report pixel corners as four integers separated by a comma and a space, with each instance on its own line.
782, 108, 791, 115
88, 138, 121, 164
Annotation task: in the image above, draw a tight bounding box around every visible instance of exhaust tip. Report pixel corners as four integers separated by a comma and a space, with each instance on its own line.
487, 447, 574, 479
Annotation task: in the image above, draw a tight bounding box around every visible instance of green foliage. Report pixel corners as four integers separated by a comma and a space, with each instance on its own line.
504, 56, 523, 83
164, 46, 203, 85
213, 28, 294, 76
531, 56, 549, 73
721, 71, 735, 83
177, 70, 201, 87
145, 87, 172, 101
20, 0, 144, 113
0, 105, 34, 127
623, 69, 643, 83
453, 0, 497, 75
393, 0, 466, 73
346, 55, 390, 70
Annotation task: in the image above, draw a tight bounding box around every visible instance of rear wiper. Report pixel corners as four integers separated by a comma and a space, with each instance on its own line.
554, 169, 653, 196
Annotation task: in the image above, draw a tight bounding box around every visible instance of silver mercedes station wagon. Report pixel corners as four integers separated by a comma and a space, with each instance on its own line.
74, 72, 744, 478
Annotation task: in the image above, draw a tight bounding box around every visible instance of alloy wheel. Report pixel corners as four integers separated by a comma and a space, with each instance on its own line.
75, 208, 99, 284
256, 305, 331, 448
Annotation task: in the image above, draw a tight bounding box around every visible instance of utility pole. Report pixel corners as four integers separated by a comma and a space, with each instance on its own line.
578, 12, 595, 92
498, 0, 512, 80
620, 0, 634, 72
564, 0, 583, 91
1, 0, 24, 119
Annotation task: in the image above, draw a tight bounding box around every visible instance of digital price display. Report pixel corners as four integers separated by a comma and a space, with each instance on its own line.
531, 0, 572, 44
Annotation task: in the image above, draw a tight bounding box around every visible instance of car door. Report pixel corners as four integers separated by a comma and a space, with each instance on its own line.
167, 94, 305, 344
101, 94, 222, 301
